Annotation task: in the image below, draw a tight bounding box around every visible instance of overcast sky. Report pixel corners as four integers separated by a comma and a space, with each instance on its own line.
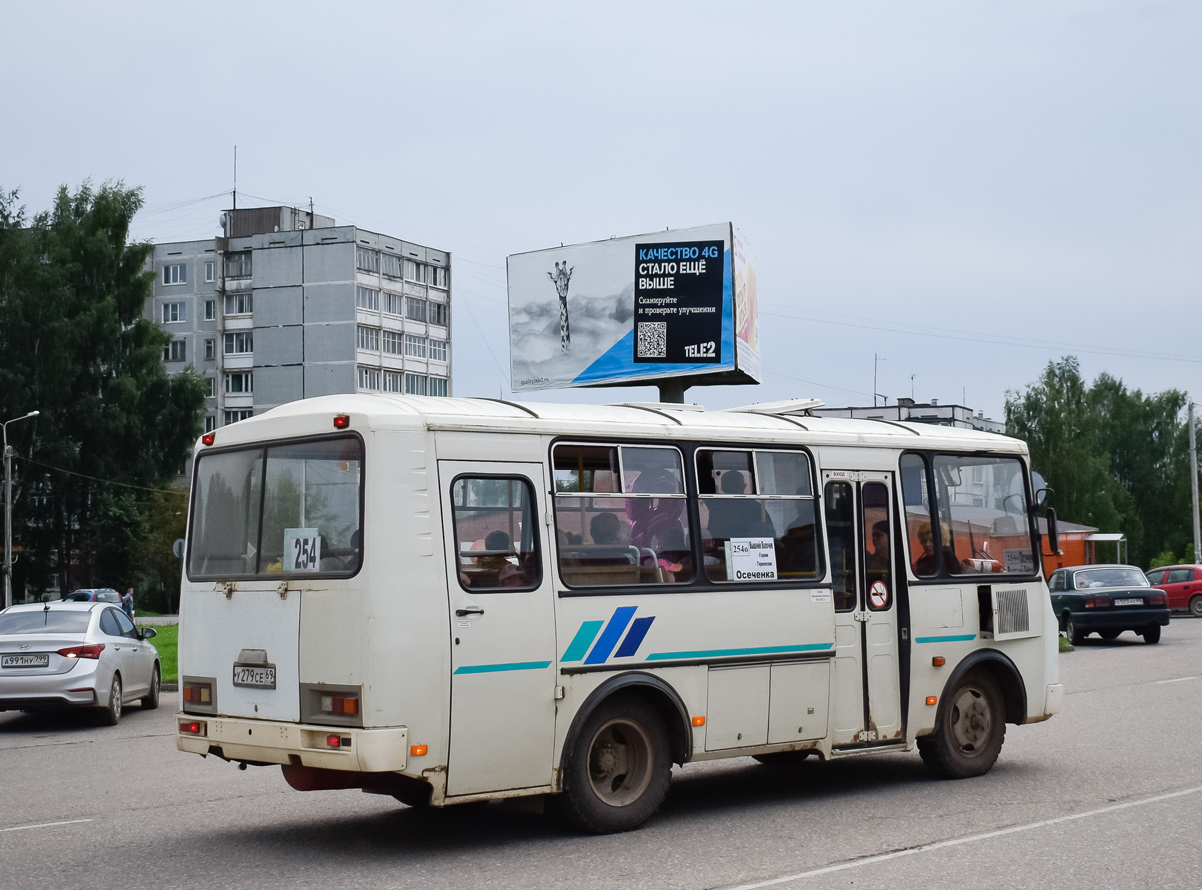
4, 1, 1199, 421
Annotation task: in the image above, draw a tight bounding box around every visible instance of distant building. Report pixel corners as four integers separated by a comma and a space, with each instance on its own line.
810, 398, 1005, 434
145, 205, 452, 432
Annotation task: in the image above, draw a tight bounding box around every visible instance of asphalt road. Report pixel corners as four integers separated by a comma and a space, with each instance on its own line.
3, 621, 1201, 890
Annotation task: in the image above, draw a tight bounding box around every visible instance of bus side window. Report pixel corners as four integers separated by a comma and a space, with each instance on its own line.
824, 481, 857, 611
450, 477, 541, 592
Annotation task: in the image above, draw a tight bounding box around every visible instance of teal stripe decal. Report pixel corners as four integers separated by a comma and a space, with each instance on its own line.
915, 634, 978, 644
561, 620, 605, 663
645, 642, 834, 661
454, 661, 552, 675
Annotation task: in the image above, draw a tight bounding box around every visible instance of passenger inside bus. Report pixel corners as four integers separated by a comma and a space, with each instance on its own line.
865, 521, 890, 584
913, 522, 961, 576
705, 471, 777, 540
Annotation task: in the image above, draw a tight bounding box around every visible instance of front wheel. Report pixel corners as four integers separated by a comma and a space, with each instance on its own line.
557, 694, 671, 834
1065, 614, 1086, 645
918, 672, 1006, 779
1143, 624, 1162, 644
102, 675, 122, 726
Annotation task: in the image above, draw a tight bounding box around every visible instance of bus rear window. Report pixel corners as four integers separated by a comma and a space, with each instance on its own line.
188, 436, 363, 579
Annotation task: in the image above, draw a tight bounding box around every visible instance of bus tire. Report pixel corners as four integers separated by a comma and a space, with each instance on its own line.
557, 693, 671, 834
918, 671, 1005, 780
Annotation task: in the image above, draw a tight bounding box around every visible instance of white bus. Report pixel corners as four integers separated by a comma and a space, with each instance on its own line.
176, 395, 1063, 833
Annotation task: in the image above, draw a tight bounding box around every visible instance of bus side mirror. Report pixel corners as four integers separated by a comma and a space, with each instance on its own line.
1046, 508, 1061, 556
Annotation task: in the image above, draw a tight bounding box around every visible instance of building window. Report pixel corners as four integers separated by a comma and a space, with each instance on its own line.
404, 334, 426, 358
204, 299, 216, 321
225, 372, 253, 394
224, 292, 253, 315
224, 252, 251, 279
163, 340, 186, 362
356, 286, 379, 311
383, 292, 403, 315
430, 266, 448, 289
404, 259, 426, 283
204, 338, 215, 360
204, 261, 215, 282
163, 264, 186, 285
160, 302, 186, 323
224, 409, 253, 425
384, 371, 403, 392
204, 416, 217, 433
429, 376, 448, 397
428, 339, 447, 363
357, 366, 381, 390
381, 253, 402, 278
206, 377, 216, 398
382, 330, 403, 355
357, 325, 380, 351
356, 247, 380, 273
406, 297, 427, 323
429, 301, 448, 327
404, 372, 428, 395
224, 332, 253, 355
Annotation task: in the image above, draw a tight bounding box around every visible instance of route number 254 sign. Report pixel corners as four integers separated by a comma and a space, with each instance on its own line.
284, 528, 322, 572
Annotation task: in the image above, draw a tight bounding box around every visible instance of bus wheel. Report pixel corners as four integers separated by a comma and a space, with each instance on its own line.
752, 750, 813, 767
918, 672, 1005, 780
558, 694, 671, 834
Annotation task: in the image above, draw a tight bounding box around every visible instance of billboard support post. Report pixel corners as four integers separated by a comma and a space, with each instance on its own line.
658, 379, 688, 404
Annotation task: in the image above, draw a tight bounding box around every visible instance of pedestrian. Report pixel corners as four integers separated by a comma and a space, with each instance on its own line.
122, 587, 135, 619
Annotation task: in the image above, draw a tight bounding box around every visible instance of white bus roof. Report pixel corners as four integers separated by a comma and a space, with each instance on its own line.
208, 394, 1027, 455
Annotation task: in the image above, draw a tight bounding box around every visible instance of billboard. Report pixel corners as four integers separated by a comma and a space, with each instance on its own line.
507, 223, 760, 392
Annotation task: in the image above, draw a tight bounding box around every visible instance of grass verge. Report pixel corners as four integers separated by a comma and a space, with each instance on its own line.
1058, 634, 1074, 653
143, 623, 179, 683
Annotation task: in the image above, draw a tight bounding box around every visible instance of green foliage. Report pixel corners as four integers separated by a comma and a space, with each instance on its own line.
0, 183, 207, 597
143, 623, 178, 684
1058, 635, 1074, 653
1006, 357, 1197, 569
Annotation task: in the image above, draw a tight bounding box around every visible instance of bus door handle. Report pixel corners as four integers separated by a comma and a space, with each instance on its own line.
456, 607, 485, 617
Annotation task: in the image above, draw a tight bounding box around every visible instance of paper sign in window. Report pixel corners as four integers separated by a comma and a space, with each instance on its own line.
284, 528, 321, 572
725, 537, 778, 581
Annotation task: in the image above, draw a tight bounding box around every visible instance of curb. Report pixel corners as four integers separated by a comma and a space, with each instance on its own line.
162, 684, 179, 692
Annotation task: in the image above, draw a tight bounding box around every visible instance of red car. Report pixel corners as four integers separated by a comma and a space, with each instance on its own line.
1145, 565, 1202, 616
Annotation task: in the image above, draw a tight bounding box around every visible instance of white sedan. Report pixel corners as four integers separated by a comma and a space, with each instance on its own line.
0, 601, 161, 724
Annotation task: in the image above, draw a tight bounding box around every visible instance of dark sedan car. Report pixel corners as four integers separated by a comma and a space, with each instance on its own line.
1049, 564, 1170, 644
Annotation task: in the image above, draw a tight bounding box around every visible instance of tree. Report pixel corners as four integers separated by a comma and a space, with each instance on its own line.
0, 183, 207, 597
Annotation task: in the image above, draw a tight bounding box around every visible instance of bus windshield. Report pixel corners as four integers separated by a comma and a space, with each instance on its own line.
188, 436, 363, 579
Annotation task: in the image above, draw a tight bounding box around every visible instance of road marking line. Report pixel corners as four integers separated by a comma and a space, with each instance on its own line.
1155, 676, 1197, 684
0, 819, 92, 834
723, 785, 1202, 890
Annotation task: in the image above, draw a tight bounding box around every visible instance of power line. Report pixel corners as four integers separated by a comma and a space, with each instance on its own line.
16, 456, 187, 496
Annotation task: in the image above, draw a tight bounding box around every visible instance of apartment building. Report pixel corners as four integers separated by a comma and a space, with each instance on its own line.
146, 205, 451, 431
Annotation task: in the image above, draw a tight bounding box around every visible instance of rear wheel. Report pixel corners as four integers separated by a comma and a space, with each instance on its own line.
918, 672, 1006, 779
1189, 596, 1202, 618
557, 694, 671, 834
1099, 629, 1121, 640
141, 663, 161, 709
1143, 624, 1162, 644
102, 675, 122, 726
1065, 614, 1086, 645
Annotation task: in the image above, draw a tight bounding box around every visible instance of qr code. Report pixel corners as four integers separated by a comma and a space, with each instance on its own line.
637, 322, 667, 358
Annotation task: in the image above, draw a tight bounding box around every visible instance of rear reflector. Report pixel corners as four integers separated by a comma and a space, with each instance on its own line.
692, 716, 706, 726
321, 694, 359, 716
326, 734, 342, 748
926, 696, 938, 706
57, 644, 104, 659
932, 656, 946, 667
179, 720, 205, 735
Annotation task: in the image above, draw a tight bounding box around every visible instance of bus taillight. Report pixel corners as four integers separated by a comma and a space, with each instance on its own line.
321, 694, 359, 716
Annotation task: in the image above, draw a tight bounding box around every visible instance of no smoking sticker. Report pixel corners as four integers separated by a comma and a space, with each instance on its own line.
869, 580, 890, 609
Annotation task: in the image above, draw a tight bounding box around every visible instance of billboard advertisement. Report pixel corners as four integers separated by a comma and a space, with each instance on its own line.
507, 223, 760, 392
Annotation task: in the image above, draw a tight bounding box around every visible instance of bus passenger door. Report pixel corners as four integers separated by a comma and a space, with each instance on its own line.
438, 462, 557, 797
824, 471, 903, 747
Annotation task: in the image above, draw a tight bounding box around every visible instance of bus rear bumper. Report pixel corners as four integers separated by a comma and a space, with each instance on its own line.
175, 712, 409, 772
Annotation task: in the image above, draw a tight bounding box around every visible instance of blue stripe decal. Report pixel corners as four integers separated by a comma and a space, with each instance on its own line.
454, 661, 552, 675
915, 634, 978, 644
614, 616, 656, 658
561, 621, 605, 663
584, 606, 638, 665
645, 642, 833, 661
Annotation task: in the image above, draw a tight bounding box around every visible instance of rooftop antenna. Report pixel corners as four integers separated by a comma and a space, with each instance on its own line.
232, 145, 237, 210
873, 354, 888, 407
910, 374, 916, 400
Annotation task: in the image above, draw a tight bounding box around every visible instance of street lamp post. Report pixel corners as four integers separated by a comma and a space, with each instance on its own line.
4, 410, 39, 610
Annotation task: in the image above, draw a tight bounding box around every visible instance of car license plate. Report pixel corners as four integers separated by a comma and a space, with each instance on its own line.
232, 664, 276, 689
2, 653, 49, 668
1114, 598, 1143, 606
